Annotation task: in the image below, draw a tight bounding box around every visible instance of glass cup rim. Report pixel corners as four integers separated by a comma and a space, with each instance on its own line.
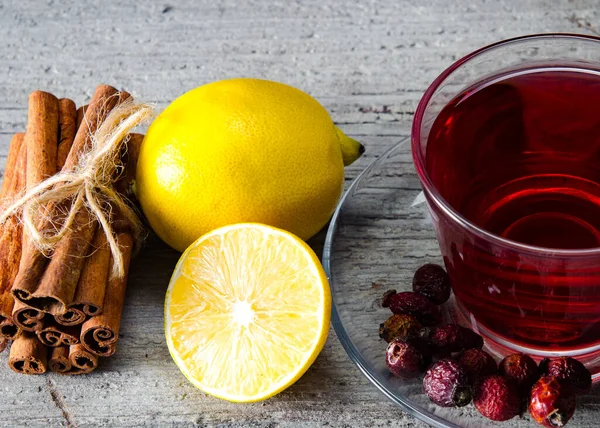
411, 33, 600, 256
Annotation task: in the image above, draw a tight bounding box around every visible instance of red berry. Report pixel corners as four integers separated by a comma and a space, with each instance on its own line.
412, 263, 452, 304
423, 359, 472, 407
378, 314, 422, 343
473, 375, 520, 421
529, 376, 576, 428
539, 357, 592, 395
499, 353, 539, 396
385, 340, 427, 379
382, 290, 443, 326
458, 348, 497, 381
417, 324, 484, 356
430, 324, 484, 354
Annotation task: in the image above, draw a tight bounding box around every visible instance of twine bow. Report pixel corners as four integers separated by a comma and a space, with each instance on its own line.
0, 99, 154, 278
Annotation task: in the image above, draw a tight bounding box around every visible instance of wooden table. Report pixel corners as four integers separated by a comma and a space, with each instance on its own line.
0, 1, 598, 426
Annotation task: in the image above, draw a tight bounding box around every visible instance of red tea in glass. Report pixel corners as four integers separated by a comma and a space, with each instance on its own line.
426, 69, 600, 350
412, 35, 600, 373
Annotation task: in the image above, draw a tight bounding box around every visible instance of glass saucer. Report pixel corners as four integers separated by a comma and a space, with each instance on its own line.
322, 138, 599, 428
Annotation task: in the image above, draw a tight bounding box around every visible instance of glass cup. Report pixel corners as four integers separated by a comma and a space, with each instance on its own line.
411, 34, 600, 376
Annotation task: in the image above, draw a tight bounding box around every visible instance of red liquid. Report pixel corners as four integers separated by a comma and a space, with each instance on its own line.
426, 68, 600, 350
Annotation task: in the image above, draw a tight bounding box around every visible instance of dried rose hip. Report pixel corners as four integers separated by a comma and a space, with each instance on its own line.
499, 353, 539, 396
378, 314, 422, 343
458, 348, 497, 381
418, 324, 484, 355
423, 359, 472, 407
385, 339, 427, 379
473, 375, 520, 421
431, 324, 484, 353
529, 376, 576, 428
412, 263, 452, 304
539, 357, 592, 395
381, 290, 443, 326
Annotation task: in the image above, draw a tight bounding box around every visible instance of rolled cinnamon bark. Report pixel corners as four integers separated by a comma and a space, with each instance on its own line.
81, 232, 133, 357
14, 86, 131, 315
69, 229, 111, 317
0, 133, 25, 195
49, 344, 98, 375
0, 134, 27, 341
54, 305, 86, 326
68, 132, 143, 319
49, 346, 72, 373
51, 101, 77, 321
64, 87, 129, 171
70, 343, 98, 373
34, 206, 99, 315
37, 316, 80, 347
80, 131, 141, 356
65, 132, 143, 327
116, 133, 143, 198
24, 91, 59, 188
57, 98, 77, 170
81, 134, 144, 357
75, 104, 88, 130
11, 91, 59, 311
12, 300, 44, 332
0, 320, 19, 341
8, 332, 48, 374
9, 99, 76, 328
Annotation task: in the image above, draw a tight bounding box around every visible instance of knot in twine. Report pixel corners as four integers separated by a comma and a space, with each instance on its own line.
0, 98, 154, 278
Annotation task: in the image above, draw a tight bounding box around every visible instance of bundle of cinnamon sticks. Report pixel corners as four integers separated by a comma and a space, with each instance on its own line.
0, 85, 142, 375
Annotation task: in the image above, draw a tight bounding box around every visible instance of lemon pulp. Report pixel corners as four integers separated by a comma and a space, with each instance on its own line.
165, 223, 331, 402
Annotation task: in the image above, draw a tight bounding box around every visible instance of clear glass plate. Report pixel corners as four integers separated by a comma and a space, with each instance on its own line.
322, 138, 599, 428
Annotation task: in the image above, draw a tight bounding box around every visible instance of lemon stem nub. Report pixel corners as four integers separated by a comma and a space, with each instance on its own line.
335, 126, 365, 166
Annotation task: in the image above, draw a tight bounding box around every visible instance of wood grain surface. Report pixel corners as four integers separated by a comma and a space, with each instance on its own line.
0, 0, 598, 426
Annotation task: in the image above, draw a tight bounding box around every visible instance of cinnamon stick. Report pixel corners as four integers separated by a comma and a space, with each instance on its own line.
75, 104, 88, 130
0, 316, 21, 342
37, 316, 80, 347
80, 132, 139, 356
0, 133, 24, 196
0, 134, 27, 340
0, 321, 20, 341
64, 86, 129, 171
57, 98, 77, 170
116, 133, 143, 198
49, 344, 98, 375
65, 132, 143, 321
81, 232, 133, 357
49, 346, 72, 373
14, 86, 130, 315
34, 206, 98, 315
54, 305, 86, 326
12, 300, 44, 332
25, 91, 59, 188
8, 332, 48, 374
68, 229, 111, 317
11, 91, 59, 310
69, 343, 98, 373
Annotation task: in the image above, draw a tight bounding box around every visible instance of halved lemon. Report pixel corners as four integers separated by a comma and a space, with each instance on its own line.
164, 223, 331, 402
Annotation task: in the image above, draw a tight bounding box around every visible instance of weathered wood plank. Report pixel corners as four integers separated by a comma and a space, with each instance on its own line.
0, 0, 598, 426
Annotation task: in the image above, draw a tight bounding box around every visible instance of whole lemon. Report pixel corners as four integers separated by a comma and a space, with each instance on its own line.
136, 78, 363, 252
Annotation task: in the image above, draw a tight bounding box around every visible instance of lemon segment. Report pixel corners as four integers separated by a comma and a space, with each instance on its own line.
165, 223, 331, 402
